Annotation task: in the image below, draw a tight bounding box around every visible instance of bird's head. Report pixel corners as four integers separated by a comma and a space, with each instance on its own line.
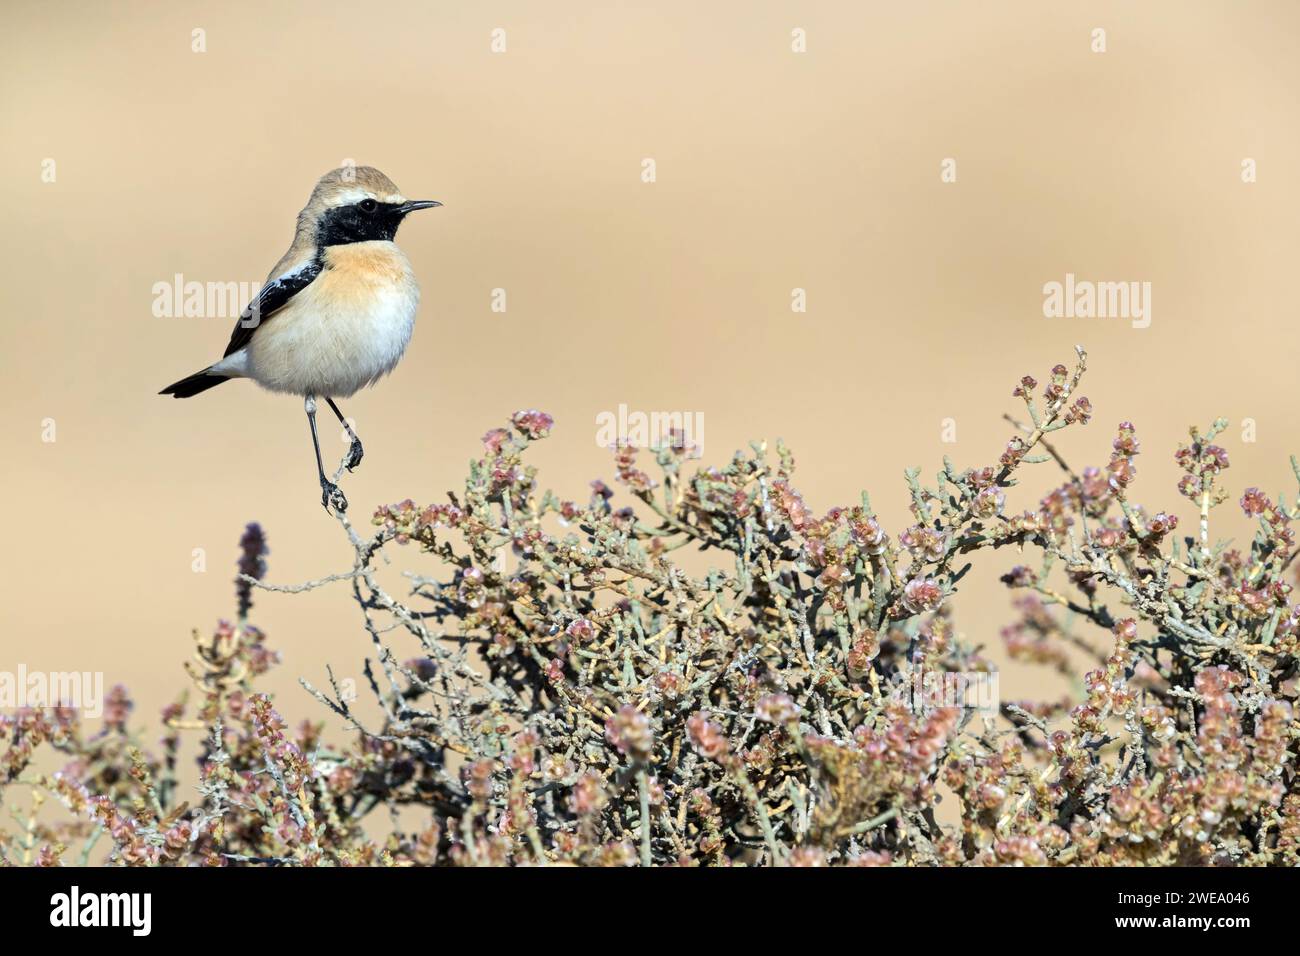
302, 165, 441, 246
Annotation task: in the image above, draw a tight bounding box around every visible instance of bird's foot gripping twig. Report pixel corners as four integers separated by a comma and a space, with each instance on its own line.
307, 394, 354, 515
321, 473, 351, 512
320, 475, 349, 513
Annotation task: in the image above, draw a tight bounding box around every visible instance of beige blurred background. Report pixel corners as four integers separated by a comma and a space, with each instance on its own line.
2, 0, 1298, 734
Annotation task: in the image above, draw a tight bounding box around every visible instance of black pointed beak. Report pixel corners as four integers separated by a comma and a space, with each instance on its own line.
396, 200, 442, 214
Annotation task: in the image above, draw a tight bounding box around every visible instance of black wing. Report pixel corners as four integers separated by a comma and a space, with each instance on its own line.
222, 259, 323, 357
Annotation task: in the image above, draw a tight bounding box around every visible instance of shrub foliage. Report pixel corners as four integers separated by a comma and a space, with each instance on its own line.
4, 349, 1299, 866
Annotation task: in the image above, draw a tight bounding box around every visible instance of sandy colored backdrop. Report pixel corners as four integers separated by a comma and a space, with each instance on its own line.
2, 1, 1298, 731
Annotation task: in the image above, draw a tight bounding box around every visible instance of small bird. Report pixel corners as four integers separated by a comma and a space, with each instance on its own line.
160, 166, 440, 512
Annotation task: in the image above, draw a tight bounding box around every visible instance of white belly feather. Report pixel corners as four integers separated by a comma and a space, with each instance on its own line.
241, 241, 419, 398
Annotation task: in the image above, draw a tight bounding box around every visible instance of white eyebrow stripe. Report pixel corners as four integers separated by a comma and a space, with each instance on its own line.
324, 188, 408, 207
326, 187, 377, 206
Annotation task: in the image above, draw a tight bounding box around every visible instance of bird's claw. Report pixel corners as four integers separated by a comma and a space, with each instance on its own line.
320, 477, 348, 513
345, 438, 364, 472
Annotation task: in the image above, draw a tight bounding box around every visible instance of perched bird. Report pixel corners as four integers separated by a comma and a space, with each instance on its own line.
160, 166, 440, 512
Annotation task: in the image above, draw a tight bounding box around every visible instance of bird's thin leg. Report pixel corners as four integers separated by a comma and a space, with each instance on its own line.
306, 394, 347, 513
325, 397, 364, 471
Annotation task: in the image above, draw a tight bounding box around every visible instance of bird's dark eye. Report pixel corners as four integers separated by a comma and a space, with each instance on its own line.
359, 199, 378, 213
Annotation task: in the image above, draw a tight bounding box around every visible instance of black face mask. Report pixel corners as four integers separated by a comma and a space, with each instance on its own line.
316, 200, 409, 246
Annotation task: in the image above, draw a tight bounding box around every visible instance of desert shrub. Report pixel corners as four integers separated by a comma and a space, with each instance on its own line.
3, 348, 1298, 866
